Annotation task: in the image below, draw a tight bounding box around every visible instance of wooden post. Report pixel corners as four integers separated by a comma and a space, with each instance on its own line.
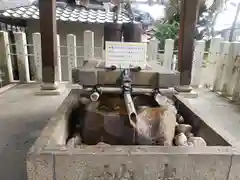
39, 0, 58, 90
191, 40, 205, 87
163, 39, 174, 70
84, 30, 94, 62
14, 32, 30, 83
32, 32, 42, 82
0, 31, 14, 83
67, 34, 77, 82
178, 0, 200, 85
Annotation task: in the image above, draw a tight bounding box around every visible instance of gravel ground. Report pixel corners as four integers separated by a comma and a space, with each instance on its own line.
0, 84, 69, 180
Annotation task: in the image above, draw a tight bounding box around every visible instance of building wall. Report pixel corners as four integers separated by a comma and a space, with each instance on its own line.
26, 20, 104, 81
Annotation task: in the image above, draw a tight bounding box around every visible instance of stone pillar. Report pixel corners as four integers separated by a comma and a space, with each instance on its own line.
32, 32, 42, 82
0, 31, 14, 83
67, 34, 77, 82
55, 34, 62, 82
147, 39, 159, 62
14, 32, 30, 83
83, 30, 94, 62
37, 0, 61, 94
191, 40, 205, 87
163, 39, 174, 70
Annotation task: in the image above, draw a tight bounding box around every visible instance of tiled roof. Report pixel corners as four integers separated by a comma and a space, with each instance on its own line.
0, 4, 132, 24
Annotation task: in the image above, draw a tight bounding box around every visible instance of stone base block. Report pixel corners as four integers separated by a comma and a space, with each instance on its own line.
34, 83, 66, 96
178, 91, 199, 98
40, 82, 59, 90
175, 85, 193, 93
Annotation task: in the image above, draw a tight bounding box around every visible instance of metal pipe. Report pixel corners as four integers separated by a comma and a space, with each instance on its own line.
90, 92, 100, 102
124, 92, 137, 128
82, 87, 177, 95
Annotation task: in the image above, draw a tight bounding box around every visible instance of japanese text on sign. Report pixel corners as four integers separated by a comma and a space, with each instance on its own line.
105, 41, 147, 69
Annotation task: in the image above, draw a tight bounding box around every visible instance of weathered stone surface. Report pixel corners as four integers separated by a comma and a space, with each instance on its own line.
76, 68, 98, 86
229, 154, 240, 180
175, 133, 188, 146
176, 124, 192, 133
104, 113, 125, 138
81, 105, 104, 144
158, 72, 180, 88
176, 114, 184, 124
26, 89, 239, 180
53, 149, 232, 180
187, 142, 194, 146
175, 85, 193, 93
136, 106, 176, 145
66, 134, 82, 147
186, 132, 194, 139
96, 142, 111, 146
27, 154, 54, 180
174, 94, 231, 146
74, 61, 180, 87
188, 137, 207, 147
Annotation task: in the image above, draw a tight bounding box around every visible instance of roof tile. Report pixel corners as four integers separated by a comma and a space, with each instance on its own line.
0, 4, 131, 23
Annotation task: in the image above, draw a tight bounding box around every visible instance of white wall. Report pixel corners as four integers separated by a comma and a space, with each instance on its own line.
26, 20, 104, 81
222, 29, 240, 41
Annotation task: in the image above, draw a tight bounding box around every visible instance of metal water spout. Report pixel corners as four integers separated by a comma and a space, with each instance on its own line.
121, 69, 138, 128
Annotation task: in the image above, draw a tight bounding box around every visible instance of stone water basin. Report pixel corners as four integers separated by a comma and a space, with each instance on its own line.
27, 89, 240, 180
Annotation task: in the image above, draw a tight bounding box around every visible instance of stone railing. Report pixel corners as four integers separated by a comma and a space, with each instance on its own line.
2, 31, 240, 101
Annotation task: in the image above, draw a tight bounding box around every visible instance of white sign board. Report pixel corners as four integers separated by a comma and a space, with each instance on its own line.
105, 41, 147, 69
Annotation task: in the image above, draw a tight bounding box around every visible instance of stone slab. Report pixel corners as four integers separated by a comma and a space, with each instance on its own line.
0, 83, 17, 94
37, 146, 236, 180
158, 72, 180, 88
174, 94, 231, 146
229, 154, 240, 180
72, 68, 97, 86
34, 83, 68, 96
54, 153, 231, 180
73, 60, 180, 88
183, 89, 240, 149
40, 82, 59, 90
35, 87, 66, 96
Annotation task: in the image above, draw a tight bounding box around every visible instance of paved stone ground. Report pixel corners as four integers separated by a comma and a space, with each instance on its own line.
0, 84, 240, 180
0, 84, 69, 180
186, 88, 240, 147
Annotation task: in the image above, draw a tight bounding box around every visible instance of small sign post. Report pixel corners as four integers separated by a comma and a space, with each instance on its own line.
105, 41, 147, 69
